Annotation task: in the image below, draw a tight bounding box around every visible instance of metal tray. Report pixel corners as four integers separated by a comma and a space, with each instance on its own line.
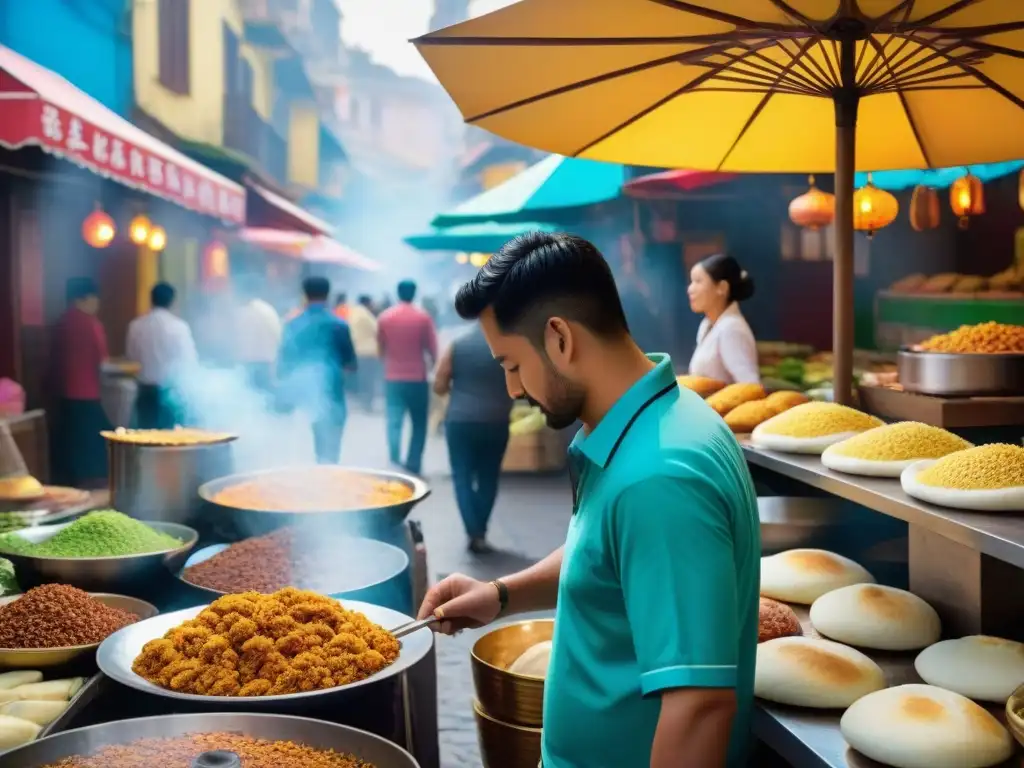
96, 598, 433, 708
3, 712, 419, 767
40, 671, 107, 739
897, 348, 1024, 396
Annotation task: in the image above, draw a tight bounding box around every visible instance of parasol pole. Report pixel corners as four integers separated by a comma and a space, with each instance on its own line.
832, 34, 860, 407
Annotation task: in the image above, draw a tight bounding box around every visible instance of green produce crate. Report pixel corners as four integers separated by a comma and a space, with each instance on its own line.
874, 292, 1024, 351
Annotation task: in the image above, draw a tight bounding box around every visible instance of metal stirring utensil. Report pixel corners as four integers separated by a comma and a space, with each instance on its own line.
389, 615, 439, 639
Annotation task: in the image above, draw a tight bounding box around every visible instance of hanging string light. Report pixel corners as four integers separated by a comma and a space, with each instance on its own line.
82, 205, 116, 248
789, 175, 835, 230
852, 173, 899, 238
147, 226, 167, 252
469, 252, 490, 268
950, 172, 984, 229
128, 214, 152, 245
454, 252, 469, 264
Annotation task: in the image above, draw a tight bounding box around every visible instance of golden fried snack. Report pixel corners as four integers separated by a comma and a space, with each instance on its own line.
888, 273, 927, 293
705, 383, 766, 416
917, 322, 1024, 354
989, 266, 1023, 291
951, 275, 986, 293
725, 399, 784, 434
765, 390, 811, 410
676, 375, 726, 398
131, 588, 399, 697
916, 273, 959, 293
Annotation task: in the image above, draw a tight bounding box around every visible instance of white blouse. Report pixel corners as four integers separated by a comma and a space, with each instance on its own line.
688, 303, 760, 385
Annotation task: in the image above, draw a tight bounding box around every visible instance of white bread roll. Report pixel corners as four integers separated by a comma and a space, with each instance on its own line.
760, 549, 875, 604
507, 640, 552, 679
809, 584, 941, 651
755, 636, 885, 708
915, 635, 1024, 702
840, 684, 1013, 768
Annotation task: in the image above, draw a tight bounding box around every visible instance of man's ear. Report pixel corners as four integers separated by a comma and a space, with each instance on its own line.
545, 317, 573, 366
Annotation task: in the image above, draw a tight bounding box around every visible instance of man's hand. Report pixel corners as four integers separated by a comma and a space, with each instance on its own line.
417, 574, 502, 634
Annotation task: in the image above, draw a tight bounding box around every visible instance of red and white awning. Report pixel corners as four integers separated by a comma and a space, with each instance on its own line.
235, 228, 380, 272
246, 180, 332, 236
0, 44, 245, 224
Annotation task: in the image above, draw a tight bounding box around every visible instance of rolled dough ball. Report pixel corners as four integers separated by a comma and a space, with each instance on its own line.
507, 640, 552, 679
810, 584, 941, 651
915, 635, 1024, 702
760, 549, 874, 604
755, 636, 885, 708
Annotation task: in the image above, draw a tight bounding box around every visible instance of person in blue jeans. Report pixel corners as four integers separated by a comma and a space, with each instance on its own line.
434, 325, 512, 553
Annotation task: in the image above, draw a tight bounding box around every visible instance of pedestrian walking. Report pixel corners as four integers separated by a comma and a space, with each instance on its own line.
418, 232, 760, 768
348, 295, 380, 411
434, 325, 512, 553
126, 282, 198, 429
377, 279, 437, 475
277, 276, 356, 464
234, 277, 282, 394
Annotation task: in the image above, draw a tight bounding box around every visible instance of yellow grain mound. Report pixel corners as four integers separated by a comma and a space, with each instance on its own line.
757, 402, 883, 438
917, 444, 1024, 490
830, 422, 972, 461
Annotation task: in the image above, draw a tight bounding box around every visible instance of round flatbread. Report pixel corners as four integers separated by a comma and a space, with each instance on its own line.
755, 636, 885, 708
914, 635, 1024, 702
507, 640, 552, 679
840, 684, 1013, 768
809, 584, 940, 651
902, 453, 1024, 512
760, 549, 875, 605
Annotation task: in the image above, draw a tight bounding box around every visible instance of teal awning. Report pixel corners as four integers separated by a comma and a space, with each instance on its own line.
405, 222, 560, 252
855, 161, 1024, 191
431, 155, 625, 227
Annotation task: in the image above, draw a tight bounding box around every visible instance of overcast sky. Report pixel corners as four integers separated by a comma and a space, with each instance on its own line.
337, 0, 515, 81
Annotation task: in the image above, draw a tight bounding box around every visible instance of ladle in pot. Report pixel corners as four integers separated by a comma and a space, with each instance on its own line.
192, 751, 241, 768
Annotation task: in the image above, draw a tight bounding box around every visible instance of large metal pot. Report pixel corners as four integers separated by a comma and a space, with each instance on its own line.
109, 441, 235, 526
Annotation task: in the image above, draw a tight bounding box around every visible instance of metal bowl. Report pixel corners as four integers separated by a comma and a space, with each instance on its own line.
471, 619, 553, 727
1, 713, 420, 767
198, 466, 431, 539
0, 521, 198, 593
898, 348, 1024, 396
176, 536, 412, 613
0, 593, 159, 668
1006, 682, 1024, 748
96, 598, 433, 708
473, 700, 543, 768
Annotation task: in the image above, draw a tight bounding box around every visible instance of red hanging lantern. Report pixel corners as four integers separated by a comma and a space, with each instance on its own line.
950, 172, 984, 229
202, 240, 230, 282
128, 214, 152, 245
82, 207, 116, 249
789, 175, 835, 230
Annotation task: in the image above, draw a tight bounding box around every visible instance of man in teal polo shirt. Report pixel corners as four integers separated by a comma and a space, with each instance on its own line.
419, 232, 760, 768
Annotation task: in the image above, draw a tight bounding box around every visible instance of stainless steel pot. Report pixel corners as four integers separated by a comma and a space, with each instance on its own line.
898, 348, 1024, 396
108, 441, 235, 525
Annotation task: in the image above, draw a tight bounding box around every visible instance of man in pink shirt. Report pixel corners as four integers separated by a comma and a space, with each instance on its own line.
377, 279, 438, 475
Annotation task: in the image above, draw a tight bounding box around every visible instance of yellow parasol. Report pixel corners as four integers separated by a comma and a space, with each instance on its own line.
414, 0, 1024, 404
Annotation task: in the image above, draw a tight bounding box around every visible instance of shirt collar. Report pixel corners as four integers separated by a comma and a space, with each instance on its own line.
722, 301, 742, 319
569, 353, 676, 469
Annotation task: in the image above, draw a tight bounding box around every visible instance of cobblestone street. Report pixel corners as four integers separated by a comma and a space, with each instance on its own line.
232, 406, 568, 768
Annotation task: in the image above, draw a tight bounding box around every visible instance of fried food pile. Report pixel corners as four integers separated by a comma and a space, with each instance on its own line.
917, 321, 1024, 354
131, 588, 400, 697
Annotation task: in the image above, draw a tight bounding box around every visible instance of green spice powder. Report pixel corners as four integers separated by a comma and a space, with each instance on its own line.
0, 510, 182, 558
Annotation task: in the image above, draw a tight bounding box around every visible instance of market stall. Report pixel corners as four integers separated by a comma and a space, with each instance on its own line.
0, 428, 440, 768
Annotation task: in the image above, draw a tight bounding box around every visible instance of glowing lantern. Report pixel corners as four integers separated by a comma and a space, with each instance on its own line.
1018, 169, 1024, 213
147, 226, 167, 252
469, 252, 490, 268
128, 214, 152, 245
789, 175, 835, 230
454, 252, 469, 264
950, 172, 984, 228
203, 240, 229, 280
852, 174, 899, 238
908, 185, 940, 232
82, 207, 116, 248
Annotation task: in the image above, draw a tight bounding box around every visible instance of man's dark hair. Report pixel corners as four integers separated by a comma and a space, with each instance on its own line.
396, 279, 416, 303
66, 277, 98, 304
454, 231, 628, 344
357, 294, 373, 307
303, 276, 331, 302
151, 282, 176, 309
334, 293, 347, 307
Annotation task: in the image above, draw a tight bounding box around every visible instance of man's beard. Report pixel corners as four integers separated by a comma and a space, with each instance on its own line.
525, 365, 584, 431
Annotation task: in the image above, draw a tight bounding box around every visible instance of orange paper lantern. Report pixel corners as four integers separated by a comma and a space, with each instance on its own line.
950, 172, 984, 228
853, 174, 898, 238
128, 214, 152, 245
82, 208, 115, 249
909, 185, 940, 232
789, 175, 835, 230
147, 226, 167, 252
203, 240, 230, 280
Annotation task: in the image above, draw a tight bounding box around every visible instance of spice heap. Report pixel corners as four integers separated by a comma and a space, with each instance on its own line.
38, 732, 375, 768
917, 444, 1024, 490
132, 587, 399, 697
210, 467, 413, 512
0, 510, 182, 558
182, 529, 352, 594
828, 423, 971, 462
917, 322, 1024, 354
101, 426, 235, 445
756, 403, 883, 438
0, 584, 139, 648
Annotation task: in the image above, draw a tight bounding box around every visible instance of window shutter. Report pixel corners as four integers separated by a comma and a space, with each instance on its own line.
158, 0, 190, 94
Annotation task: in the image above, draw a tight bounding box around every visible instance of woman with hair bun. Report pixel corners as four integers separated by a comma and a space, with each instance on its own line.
686, 253, 760, 385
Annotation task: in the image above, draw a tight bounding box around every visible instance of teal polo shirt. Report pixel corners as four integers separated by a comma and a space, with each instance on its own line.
541, 354, 760, 768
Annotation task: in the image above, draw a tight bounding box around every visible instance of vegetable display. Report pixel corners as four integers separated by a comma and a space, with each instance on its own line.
0, 672, 84, 750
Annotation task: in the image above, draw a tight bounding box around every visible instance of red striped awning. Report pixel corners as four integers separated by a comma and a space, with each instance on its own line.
0, 44, 245, 224
246, 180, 333, 236
622, 170, 738, 199
235, 228, 380, 272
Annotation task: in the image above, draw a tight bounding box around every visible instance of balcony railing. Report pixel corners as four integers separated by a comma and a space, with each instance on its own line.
223, 96, 288, 184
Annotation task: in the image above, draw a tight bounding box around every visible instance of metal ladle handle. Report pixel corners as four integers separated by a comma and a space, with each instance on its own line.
389, 614, 438, 639
191, 751, 241, 768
